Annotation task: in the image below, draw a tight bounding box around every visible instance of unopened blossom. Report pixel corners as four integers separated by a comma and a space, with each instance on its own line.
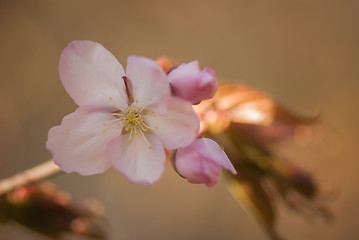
175, 138, 237, 187
46, 40, 199, 185
168, 60, 217, 104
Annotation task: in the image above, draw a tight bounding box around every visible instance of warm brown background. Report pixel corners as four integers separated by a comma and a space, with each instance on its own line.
0, 0, 358, 239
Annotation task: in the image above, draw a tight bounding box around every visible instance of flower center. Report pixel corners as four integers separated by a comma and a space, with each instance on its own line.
122, 109, 148, 134
125, 110, 141, 127
110, 107, 152, 148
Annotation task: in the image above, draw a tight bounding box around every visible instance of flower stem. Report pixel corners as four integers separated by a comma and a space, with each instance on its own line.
0, 159, 61, 195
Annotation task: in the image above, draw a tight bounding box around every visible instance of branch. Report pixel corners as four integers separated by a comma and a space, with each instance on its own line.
0, 159, 61, 195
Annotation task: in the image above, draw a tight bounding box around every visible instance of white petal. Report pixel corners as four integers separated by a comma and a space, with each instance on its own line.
146, 97, 200, 150
126, 55, 170, 114
106, 133, 166, 185
46, 106, 122, 175
59, 40, 128, 109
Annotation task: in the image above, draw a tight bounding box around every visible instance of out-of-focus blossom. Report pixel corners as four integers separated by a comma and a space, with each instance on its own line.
168, 60, 217, 104
0, 182, 107, 239
155, 57, 176, 72
46, 41, 199, 185
196, 84, 333, 240
195, 84, 317, 140
174, 138, 237, 187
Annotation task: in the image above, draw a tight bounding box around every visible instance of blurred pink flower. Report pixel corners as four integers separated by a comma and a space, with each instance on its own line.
46, 40, 199, 185
175, 138, 237, 187
168, 61, 217, 104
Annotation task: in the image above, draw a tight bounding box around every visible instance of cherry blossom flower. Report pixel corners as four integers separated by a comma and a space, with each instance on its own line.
168, 61, 217, 104
46, 40, 199, 185
174, 138, 237, 187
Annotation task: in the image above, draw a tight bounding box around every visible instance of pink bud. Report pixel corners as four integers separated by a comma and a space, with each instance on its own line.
175, 138, 237, 187
168, 61, 217, 104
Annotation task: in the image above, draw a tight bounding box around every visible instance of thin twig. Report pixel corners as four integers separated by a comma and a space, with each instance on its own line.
0, 159, 61, 195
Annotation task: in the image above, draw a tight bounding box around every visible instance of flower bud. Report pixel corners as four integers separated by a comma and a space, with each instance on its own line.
168, 61, 217, 104
174, 138, 236, 187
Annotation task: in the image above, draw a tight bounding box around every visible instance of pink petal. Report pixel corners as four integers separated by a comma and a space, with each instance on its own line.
59, 40, 128, 109
126, 55, 170, 114
106, 133, 166, 185
145, 97, 200, 150
168, 61, 217, 104
175, 146, 222, 187
196, 138, 237, 174
46, 106, 122, 175
175, 138, 236, 187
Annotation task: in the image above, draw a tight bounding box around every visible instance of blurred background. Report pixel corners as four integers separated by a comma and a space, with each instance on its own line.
0, 0, 358, 239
